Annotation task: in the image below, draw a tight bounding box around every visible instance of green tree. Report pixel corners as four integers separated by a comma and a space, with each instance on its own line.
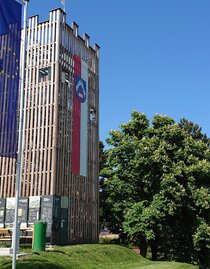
99, 140, 114, 231
102, 111, 210, 267
193, 220, 210, 269
99, 140, 106, 171
179, 118, 210, 145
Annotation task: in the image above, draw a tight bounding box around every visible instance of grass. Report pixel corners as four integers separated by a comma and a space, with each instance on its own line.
0, 244, 198, 269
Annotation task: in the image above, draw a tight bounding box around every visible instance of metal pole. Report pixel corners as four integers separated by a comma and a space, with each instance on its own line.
12, 1, 28, 269
62, 0, 66, 12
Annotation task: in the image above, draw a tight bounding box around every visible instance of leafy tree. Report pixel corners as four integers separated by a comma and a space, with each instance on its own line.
193, 220, 210, 269
99, 140, 106, 171
179, 118, 210, 145
99, 140, 114, 231
101, 111, 210, 267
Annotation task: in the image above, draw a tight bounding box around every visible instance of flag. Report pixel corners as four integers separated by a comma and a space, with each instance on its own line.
0, 0, 22, 158
72, 55, 88, 177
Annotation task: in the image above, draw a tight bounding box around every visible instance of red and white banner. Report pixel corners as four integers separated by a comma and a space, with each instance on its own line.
72, 55, 88, 177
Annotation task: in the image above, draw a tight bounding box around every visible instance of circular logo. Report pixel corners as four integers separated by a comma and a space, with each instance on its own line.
76, 79, 86, 103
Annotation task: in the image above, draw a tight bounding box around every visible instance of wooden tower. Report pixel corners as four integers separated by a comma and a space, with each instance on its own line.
0, 8, 99, 244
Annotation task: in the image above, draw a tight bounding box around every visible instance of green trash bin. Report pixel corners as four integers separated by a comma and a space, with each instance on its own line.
33, 221, 47, 252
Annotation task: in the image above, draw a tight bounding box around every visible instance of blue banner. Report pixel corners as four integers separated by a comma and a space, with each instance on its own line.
0, 0, 22, 158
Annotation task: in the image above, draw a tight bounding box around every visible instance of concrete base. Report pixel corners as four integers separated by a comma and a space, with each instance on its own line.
0, 248, 13, 256
0, 248, 29, 258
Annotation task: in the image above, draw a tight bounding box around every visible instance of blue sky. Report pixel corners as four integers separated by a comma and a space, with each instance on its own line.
28, 0, 210, 143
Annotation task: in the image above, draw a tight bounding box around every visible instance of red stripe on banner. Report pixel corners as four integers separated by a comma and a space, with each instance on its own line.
72, 55, 81, 174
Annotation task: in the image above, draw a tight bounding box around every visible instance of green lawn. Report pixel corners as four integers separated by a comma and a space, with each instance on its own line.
0, 244, 198, 269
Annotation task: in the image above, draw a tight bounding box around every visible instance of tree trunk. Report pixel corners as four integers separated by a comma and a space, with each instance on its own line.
151, 240, 158, 261
139, 237, 147, 257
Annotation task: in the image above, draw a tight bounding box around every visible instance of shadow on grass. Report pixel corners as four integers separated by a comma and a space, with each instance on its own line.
20, 244, 33, 249
1, 259, 66, 269
46, 250, 65, 254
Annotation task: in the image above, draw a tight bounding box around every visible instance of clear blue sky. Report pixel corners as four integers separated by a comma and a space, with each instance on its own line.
28, 0, 210, 143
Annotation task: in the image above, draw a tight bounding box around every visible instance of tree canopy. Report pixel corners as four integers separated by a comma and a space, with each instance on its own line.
100, 111, 210, 268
